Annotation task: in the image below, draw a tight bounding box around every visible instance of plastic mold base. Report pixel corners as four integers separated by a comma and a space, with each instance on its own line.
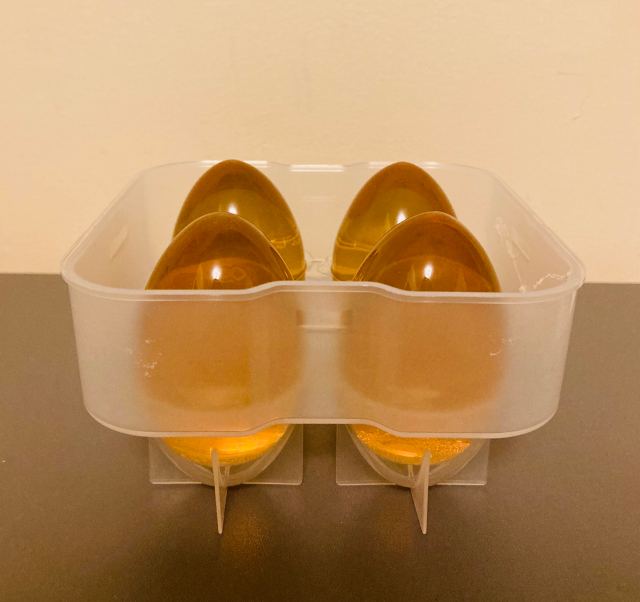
148, 425, 303, 533
335, 426, 489, 534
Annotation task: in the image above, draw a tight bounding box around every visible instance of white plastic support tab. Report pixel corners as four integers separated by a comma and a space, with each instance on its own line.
410, 451, 431, 534
149, 426, 304, 486
148, 438, 200, 484
148, 427, 304, 535
336, 426, 490, 535
211, 450, 230, 534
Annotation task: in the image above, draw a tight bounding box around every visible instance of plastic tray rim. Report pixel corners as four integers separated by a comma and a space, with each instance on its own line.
60, 160, 586, 301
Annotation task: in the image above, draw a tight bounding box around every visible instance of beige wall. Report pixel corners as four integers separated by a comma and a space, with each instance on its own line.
1, 1, 638, 281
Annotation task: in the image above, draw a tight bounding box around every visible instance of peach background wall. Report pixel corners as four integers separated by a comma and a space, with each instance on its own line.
1, 0, 638, 281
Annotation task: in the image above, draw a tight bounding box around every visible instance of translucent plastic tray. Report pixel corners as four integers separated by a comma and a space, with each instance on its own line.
61, 161, 584, 439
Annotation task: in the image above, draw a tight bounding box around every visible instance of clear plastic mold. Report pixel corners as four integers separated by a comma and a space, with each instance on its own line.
62, 161, 584, 533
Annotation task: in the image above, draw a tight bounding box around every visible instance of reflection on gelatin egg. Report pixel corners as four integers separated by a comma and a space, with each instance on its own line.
332, 162, 456, 281
354, 211, 500, 293
353, 426, 471, 466
165, 425, 288, 466
350, 211, 501, 466
173, 159, 306, 280
146, 212, 292, 467
147, 211, 292, 290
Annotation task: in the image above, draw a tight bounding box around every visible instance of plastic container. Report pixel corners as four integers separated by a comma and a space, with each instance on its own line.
62, 161, 584, 440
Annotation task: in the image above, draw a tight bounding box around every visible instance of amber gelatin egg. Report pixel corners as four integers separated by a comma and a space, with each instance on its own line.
350, 211, 501, 466
332, 162, 455, 281
145, 212, 293, 467
173, 159, 306, 279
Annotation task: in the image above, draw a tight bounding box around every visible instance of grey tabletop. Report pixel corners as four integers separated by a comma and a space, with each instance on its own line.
1, 275, 639, 601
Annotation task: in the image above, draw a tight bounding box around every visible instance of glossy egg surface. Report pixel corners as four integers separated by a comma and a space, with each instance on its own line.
148, 211, 292, 290
353, 211, 499, 292
146, 212, 293, 467
332, 162, 455, 281
350, 211, 501, 466
174, 159, 306, 279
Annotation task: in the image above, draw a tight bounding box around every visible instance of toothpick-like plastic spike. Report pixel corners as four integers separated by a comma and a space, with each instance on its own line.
410, 451, 431, 535
211, 450, 229, 534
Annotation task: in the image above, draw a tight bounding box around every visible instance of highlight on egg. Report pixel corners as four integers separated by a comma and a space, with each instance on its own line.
147, 210, 292, 290
347, 211, 502, 466
353, 211, 500, 293
332, 162, 456, 281
144, 211, 296, 467
173, 159, 306, 280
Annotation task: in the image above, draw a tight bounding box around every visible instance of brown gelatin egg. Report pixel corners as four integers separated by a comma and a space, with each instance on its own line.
350, 211, 500, 466
332, 162, 455, 281
173, 159, 306, 280
353, 211, 499, 293
146, 212, 291, 466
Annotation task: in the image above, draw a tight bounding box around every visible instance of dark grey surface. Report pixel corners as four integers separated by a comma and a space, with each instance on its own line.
1, 276, 639, 601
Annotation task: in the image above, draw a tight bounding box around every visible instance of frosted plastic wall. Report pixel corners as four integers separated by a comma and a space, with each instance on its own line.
62, 162, 584, 438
